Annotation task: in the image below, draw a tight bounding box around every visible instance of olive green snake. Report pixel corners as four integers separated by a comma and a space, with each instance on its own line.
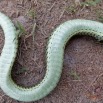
0, 12, 103, 102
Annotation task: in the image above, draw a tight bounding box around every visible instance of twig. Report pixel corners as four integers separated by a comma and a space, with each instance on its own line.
77, 72, 103, 103
72, 80, 82, 82
31, 22, 36, 44
59, 5, 66, 20
31, 22, 36, 57
59, 9, 65, 20
22, 15, 36, 50
85, 72, 103, 92
48, 2, 56, 12
23, 21, 36, 51
23, 38, 27, 50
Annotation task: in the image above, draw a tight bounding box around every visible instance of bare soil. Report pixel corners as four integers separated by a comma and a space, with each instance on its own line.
0, 0, 103, 103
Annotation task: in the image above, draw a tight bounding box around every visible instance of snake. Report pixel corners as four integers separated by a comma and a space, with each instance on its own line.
0, 12, 103, 102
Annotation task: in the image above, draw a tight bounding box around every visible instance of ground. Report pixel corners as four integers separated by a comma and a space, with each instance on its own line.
0, 0, 103, 103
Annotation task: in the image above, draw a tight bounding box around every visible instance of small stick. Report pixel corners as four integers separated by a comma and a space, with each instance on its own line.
48, 2, 56, 12
31, 22, 36, 57
31, 22, 36, 44
77, 72, 103, 103
59, 5, 66, 20
59, 10, 65, 20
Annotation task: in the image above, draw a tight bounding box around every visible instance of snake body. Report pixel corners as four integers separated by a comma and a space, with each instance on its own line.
0, 12, 103, 102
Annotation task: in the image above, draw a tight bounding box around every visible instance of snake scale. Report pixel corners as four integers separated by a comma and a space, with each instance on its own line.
0, 12, 103, 102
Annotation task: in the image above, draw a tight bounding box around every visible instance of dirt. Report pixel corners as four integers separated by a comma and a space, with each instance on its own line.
0, 0, 103, 103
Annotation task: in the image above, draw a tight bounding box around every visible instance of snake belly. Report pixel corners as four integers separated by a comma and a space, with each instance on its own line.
0, 12, 103, 102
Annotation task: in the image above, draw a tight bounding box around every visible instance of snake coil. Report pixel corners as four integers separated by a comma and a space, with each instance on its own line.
0, 12, 103, 102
